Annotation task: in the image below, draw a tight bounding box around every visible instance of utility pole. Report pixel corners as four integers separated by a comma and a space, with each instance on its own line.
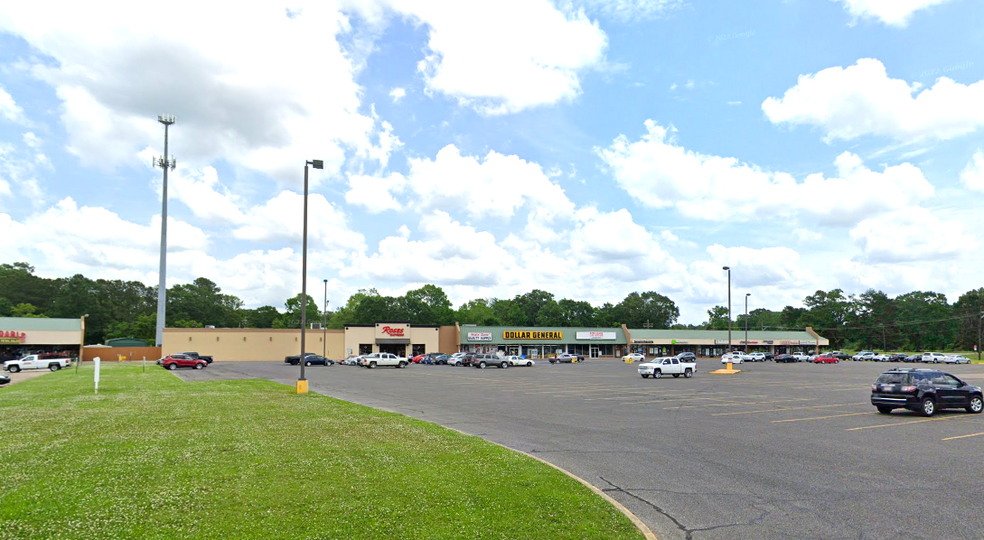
153, 115, 176, 348
744, 293, 750, 353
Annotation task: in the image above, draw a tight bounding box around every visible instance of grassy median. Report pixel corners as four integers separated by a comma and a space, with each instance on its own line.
0, 364, 642, 540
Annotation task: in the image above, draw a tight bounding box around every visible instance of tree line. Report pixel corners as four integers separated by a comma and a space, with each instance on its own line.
1, 262, 980, 351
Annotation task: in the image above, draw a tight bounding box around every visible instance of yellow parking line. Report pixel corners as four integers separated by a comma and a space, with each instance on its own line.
847, 415, 977, 431
713, 403, 866, 416
772, 412, 871, 423
943, 431, 984, 441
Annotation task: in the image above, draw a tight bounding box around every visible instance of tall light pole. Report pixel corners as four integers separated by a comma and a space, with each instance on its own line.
978, 313, 983, 362
297, 159, 323, 394
745, 293, 751, 353
153, 115, 176, 348
323, 279, 328, 358
723, 266, 731, 354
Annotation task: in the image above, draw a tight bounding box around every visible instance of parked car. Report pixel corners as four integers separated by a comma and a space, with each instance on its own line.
870, 368, 983, 416
285, 353, 333, 366
473, 355, 510, 369
813, 354, 839, 364
721, 353, 743, 364
903, 354, 922, 363
638, 356, 696, 378
921, 352, 947, 364
505, 355, 534, 367
943, 355, 971, 364
853, 351, 875, 361
0, 374, 9, 386
747, 352, 766, 362
178, 351, 213, 364
359, 352, 408, 369
550, 353, 582, 364
161, 354, 207, 370
445, 355, 464, 366
462, 353, 498, 367
339, 356, 361, 366
792, 352, 812, 362
622, 352, 645, 363
676, 352, 697, 362
828, 351, 851, 361
775, 354, 797, 363
431, 354, 451, 365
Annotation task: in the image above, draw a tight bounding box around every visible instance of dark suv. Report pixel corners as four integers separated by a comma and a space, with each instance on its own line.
871, 368, 983, 417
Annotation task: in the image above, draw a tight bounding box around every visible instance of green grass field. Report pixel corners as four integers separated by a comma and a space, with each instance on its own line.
0, 365, 642, 540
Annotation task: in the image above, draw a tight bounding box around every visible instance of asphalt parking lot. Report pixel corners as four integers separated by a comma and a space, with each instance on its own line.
191, 359, 984, 540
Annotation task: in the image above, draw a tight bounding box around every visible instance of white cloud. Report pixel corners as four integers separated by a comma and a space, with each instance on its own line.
0, 85, 27, 125
597, 120, 934, 226
762, 58, 984, 143
345, 172, 407, 213
389, 87, 406, 102
832, 0, 955, 27
166, 166, 248, 226
399, 0, 608, 115
407, 144, 575, 222
961, 150, 984, 192
570, 0, 685, 21
0, 3, 379, 183
850, 207, 976, 263
792, 228, 823, 243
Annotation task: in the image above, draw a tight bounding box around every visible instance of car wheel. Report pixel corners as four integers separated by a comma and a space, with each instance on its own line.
167, 363, 177, 371
920, 397, 936, 417
641, 373, 649, 378
479, 361, 487, 369
876, 406, 893, 414
967, 395, 983, 414
684, 369, 693, 378
49, 363, 60, 371
526, 361, 532, 367
304, 361, 312, 366
654, 370, 662, 379
500, 361, 508, 369
8, 365, 20, 373
399, 361, 407, 368
369, 361, 377, 369
194, 363, 204, 370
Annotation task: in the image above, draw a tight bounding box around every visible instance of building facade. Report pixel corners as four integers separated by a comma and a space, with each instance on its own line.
456, 325, 629, 359
0, 316, 85, 361
625, 328, 828, 357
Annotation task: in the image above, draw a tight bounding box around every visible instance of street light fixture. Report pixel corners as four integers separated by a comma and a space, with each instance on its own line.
745, 293, 751, 353
297, 159, 323, 395
723, 266, 731, 355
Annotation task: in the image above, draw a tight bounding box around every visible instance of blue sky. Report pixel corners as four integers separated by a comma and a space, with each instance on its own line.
0, 0, 982, 324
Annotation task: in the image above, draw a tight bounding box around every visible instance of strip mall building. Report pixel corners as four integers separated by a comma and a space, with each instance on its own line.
160, 322, 827, 361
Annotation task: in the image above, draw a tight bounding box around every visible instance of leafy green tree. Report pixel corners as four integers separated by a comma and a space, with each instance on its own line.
592, 302, 620, 327
953, 288, 984, 352
103, 314, 156, 343
512, 290, 557, 326
615, 291, 679, 328
456, 299, 499, 326
169, 278, 243, 328
705, 306, 730, 330
557, 299, 595, 327
401, 284, 454, 325
491, 298, 526, 326
895, 291, 952, 351
801, 289, 851, 348
535, 301, 565, 326
275, 293, 321, 328
11, 303, 46, 318
243, 306, 281, 328
0, 262, 57, 312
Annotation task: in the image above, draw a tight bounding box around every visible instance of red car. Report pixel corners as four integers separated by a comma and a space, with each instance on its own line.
814, 354, 839, 364
161, 353, 207, 370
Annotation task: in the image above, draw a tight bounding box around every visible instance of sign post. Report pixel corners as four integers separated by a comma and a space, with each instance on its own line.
93, 356, 101, 394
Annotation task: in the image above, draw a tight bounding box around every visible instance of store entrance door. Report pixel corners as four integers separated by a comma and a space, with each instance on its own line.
590, 347, 600, 358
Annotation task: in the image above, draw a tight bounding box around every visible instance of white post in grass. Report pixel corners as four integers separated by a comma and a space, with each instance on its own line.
93, 356, 101, 394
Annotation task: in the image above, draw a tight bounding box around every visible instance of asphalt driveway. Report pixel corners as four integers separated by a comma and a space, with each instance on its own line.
186, 359, 984, 540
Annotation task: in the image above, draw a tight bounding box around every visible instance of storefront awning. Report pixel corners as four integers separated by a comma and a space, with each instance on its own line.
376, 338, 410, 345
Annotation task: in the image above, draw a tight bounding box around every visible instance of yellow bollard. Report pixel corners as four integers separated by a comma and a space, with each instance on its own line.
296, 380, 309, 394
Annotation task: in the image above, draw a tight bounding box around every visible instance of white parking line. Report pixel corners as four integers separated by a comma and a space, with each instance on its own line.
772, 412, 871, 423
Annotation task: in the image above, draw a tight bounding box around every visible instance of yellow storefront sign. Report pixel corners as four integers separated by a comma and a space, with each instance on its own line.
502, 331, 562, 340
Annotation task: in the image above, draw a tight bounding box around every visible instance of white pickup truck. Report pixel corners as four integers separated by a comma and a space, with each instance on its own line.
3, 354, 73, 373
359, 352, 408, 369
638, 356, 697, 379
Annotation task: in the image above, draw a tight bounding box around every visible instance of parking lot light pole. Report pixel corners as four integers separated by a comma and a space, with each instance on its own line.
323, 279, 328, 359
978, 313, 983, 362
297, 159, 323, 395
745, 293, 750, 353
723, 266, 731, 357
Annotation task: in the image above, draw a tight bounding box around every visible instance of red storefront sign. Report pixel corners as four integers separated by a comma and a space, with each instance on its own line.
381, 326, 405, 337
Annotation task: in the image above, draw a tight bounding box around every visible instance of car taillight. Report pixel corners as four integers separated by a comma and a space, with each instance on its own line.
900, 386, 916, 393
871, 384, 878, 391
